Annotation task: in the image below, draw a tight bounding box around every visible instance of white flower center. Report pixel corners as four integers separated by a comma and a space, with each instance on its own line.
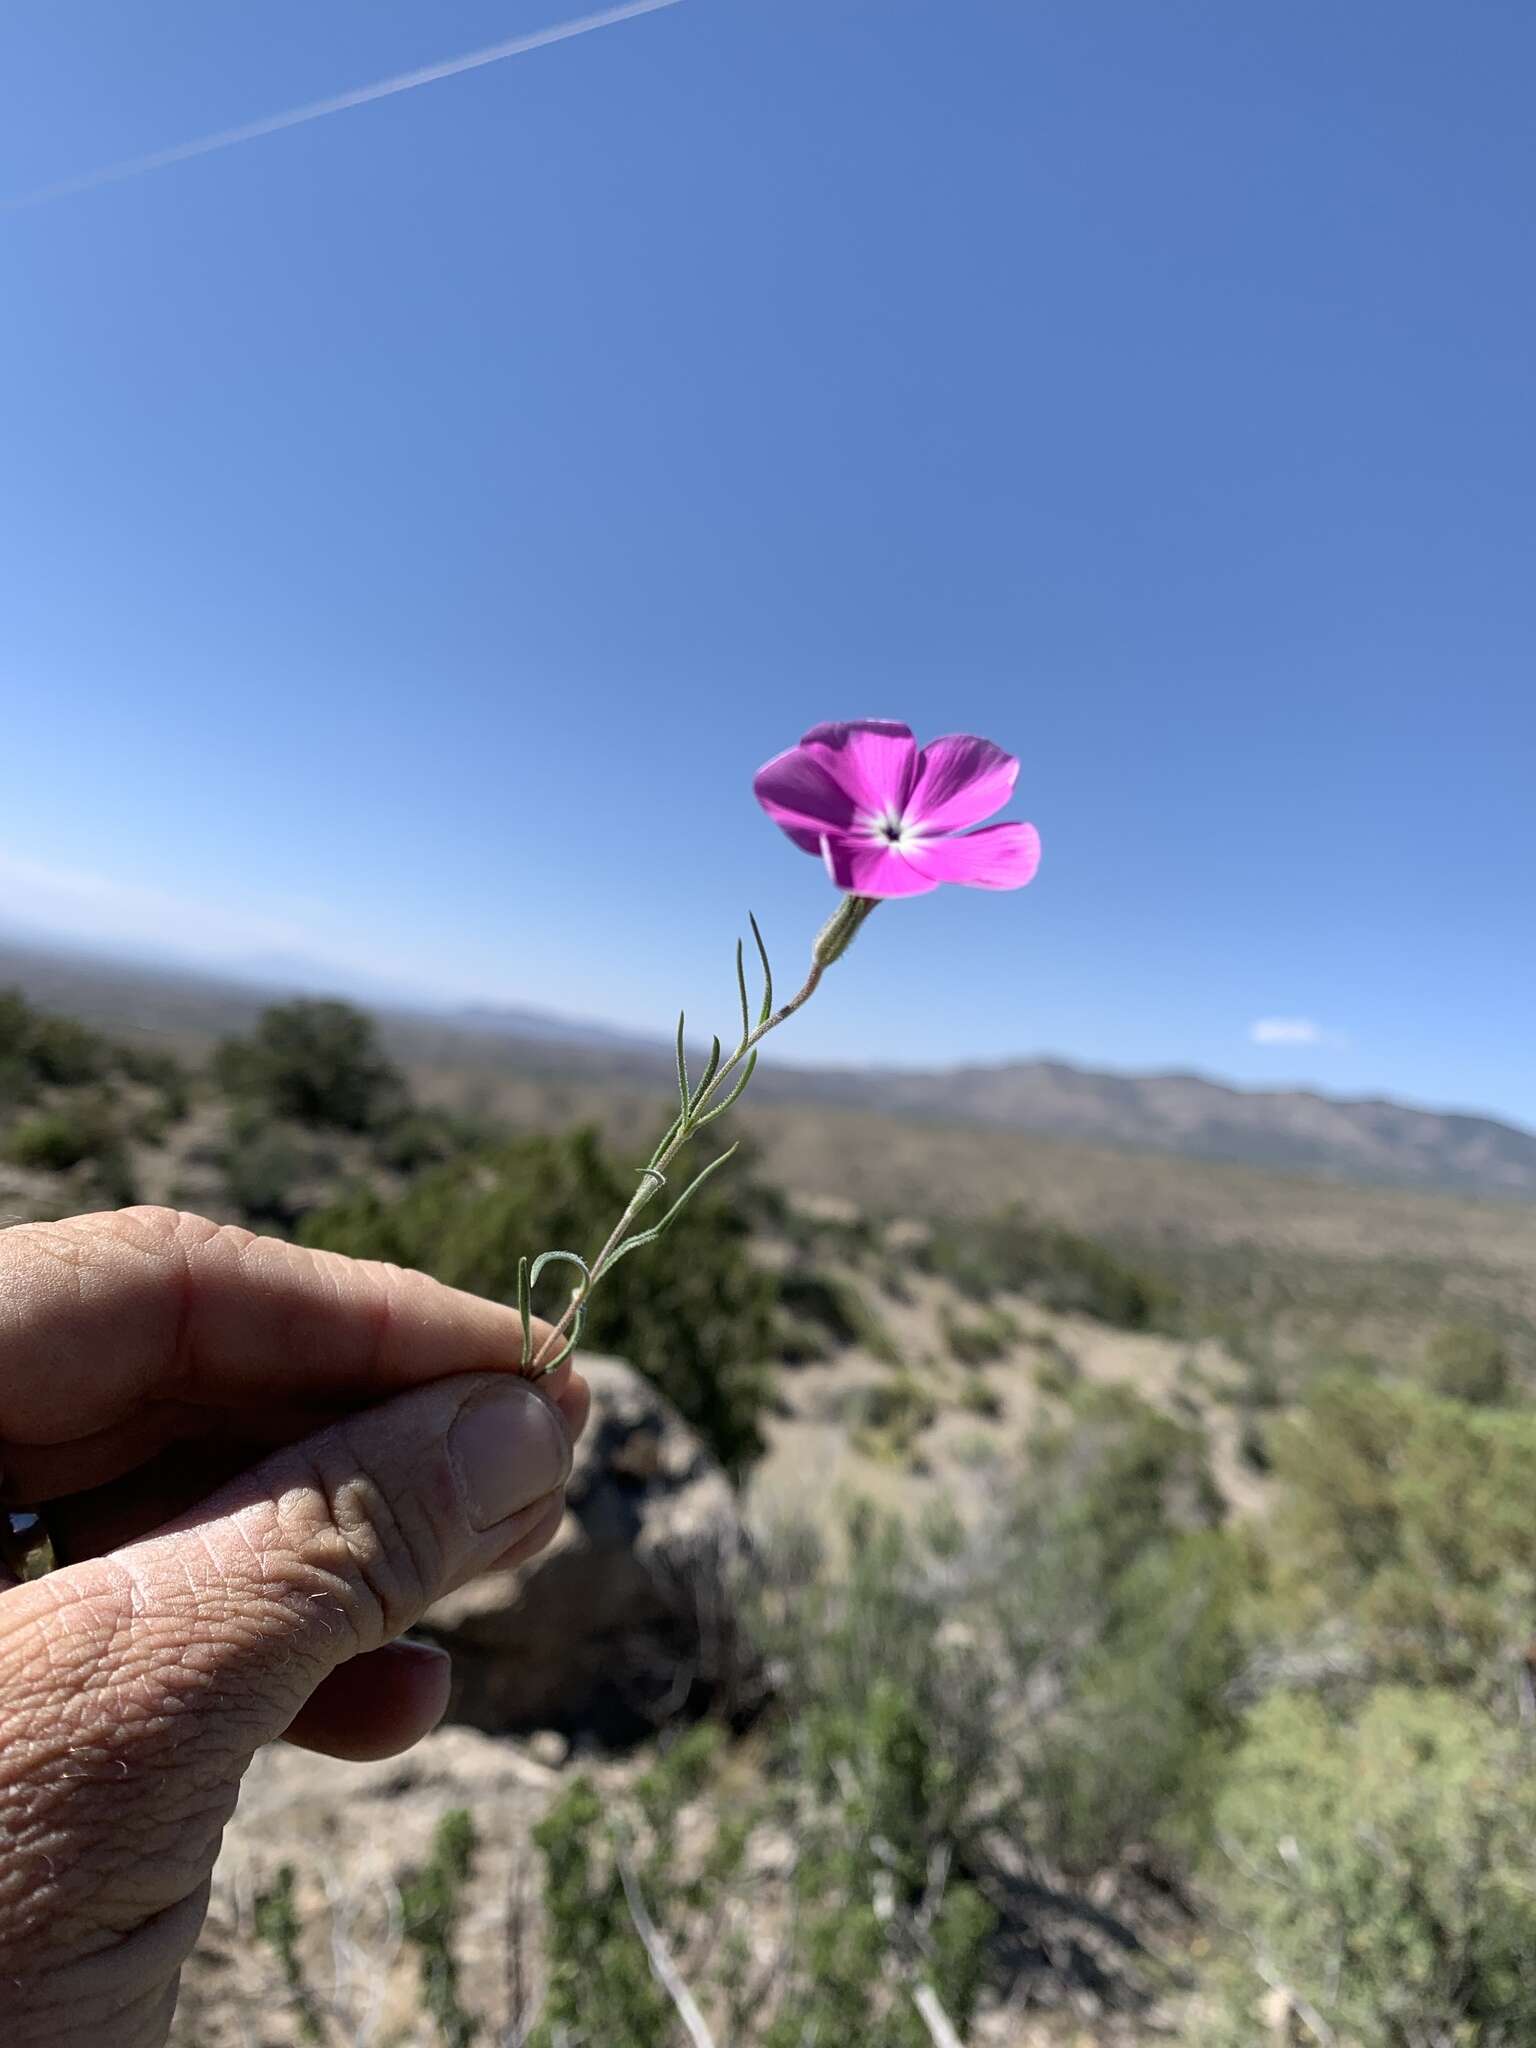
861, 807, 922, 853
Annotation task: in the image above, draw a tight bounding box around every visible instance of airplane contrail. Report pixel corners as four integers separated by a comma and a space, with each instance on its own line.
3, 0, 683, 213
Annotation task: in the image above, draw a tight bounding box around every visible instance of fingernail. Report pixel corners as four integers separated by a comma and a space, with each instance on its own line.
449, 1382, 570, 1530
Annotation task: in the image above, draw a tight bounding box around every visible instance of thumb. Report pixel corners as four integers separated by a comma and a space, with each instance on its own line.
0, 1372, 570, 2047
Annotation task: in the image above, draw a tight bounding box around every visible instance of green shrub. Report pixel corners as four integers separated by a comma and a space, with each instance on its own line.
766, 1505, 995, 1892
1005, 1383, 1225, 1606
957, 1375, 1003, 1418
400, 1809, 481, 2048
850, 1370, 937, 1459
1031, 1530, 1247, 1873
532, 1778, 676, 2048
1424, 1321, 1513, 1406
4, 1099, 135, 1202
984, 1386, 1241, 1875
0, 990, 188, 1130
1237, 1409, 1272, 1472
765, 1772, 993, 2048
532, 1692, 993, 2048
778, 1268, 901, 1365
941, 1302, 1020, 1365
219, 1118, 325, 1230
1268, 1375, 1536, 1694
1031, 1331, 1081, 1398
372, 1107, 478, 1173
919, 1204, 1178, 1330
17, 1008, 110, 1088
778, 1199, 879, 1264
0, 991, 39, 1104
755, 1506, 997, 2044
215, 999, 405, 1132
1202, 1689, 1536, 2047
0, 989, 144, 1104
7, 1107, 103, 1172
302, 1126, 775, 1471
1230, 1344, 1290, 1411
252, 1864, 323, 2044
116, 1042, 190, 1116
533, 1730, 727, 2048
918, 1499, 968, 1558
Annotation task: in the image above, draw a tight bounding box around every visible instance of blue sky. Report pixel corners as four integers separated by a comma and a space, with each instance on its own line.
1, 1, 1532, 1122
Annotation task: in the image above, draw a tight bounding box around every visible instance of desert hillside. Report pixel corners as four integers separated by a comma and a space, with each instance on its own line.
3, 967, 1533, 2046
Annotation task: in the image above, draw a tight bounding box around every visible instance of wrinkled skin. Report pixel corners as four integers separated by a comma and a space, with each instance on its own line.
0, 1207, 589, 2046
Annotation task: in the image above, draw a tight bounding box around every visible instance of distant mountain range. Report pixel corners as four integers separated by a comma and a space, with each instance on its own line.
452, 1004, 655, 1053
446, 1015, 1536, 1205
2, 937, 1533, 1204
746, 1057, 1536, 1202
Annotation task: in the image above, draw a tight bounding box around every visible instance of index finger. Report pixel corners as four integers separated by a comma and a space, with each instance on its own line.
0, 1207, 571, 1445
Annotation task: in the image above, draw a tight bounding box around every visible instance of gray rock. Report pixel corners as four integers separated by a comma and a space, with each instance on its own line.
424, 1358, 758, 1738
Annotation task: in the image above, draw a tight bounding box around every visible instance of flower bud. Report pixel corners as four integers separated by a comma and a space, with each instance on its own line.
812, 894, 879, 967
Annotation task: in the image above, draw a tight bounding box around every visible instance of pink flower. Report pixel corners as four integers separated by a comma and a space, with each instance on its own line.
753, 720, 1042, 899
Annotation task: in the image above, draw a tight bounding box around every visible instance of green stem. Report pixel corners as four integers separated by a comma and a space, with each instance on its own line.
528, 901, 876, 1371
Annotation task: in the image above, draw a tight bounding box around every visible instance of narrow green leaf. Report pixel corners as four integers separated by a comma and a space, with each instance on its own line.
696, 1047, 757, 1125
735, 938, 751, 1049
601, 1143, 741, 1272
516, 1254, 532, 1372
675, 1010, 690, 1125
533, 1301, 587, 1376
529, 1248, 592, 1294
689, 1034, 722, 1112
749, 912, 773, 1025
524, 1248, 592, 1375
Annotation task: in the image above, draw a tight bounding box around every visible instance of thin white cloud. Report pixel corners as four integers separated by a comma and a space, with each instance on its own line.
0, 845, 638, 1017
1249, 1017, 1336, 1047
3, 0, 682, 213
0, 848, 317, 957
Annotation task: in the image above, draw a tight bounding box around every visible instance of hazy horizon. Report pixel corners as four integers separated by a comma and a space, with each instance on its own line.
4, 915, 1533, 1142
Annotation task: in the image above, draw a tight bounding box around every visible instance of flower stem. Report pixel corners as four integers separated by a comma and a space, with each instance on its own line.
528, 900, 876, 1371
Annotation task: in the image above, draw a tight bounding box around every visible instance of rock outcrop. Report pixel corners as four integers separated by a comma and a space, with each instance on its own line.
424, 1357, 756, 1738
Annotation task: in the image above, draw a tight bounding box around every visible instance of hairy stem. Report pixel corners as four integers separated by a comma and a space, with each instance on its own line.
528, 898, 877, 1373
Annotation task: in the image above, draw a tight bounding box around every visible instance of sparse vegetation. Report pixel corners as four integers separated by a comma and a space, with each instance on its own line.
0, 990, 113, 1097
957, 1374, 1003, 1417
5, 975, 1536, 2048
941, 1300, 1021, 1364
918, 1203, 1180, 1331
1423, 1319, 1514, 1405
532, 1516, 997, 2046
1267, 1373, 1536, 1695
400, 1809, 482, 2048
6, 1100, 112, 1173
5, 1098, 136, 1204
777, 1266, 902, 1365
848, 1369, 938, 1460
252, 1866, 323, 2044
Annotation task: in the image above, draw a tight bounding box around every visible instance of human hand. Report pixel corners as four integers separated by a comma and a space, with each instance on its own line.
0, 1206, 588, 2047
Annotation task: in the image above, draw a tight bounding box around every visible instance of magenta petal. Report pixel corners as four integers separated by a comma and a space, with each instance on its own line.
823, 833, 942, 899
909, 821, 1042, 890
753, 747, 861, 853
907, 735, 1019, 834
798, 721, 919, 819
